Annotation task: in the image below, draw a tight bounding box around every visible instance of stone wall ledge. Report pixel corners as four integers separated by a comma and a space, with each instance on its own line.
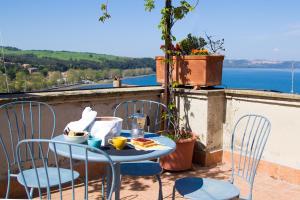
176, 88, 300, 103
1, 87, 300, 104
225, 89, 300, 102
0, 86, 164, 104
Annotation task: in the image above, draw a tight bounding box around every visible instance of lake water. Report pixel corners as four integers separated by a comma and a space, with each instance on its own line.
77, 68, 300, 94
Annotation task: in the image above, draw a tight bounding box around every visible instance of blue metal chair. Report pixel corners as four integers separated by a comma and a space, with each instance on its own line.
172, 114, 271, 200
16, 139, 115, 200
114, 100, 172, 200
0, 101, 56, 199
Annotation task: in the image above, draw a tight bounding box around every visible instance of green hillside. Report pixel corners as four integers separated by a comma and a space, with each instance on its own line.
0, 46, 156, 93
1, 46, 155, 71
3, 47, 129, 62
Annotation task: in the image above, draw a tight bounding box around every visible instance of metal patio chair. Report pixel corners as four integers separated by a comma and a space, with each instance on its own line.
113, 100, 172, 200
16, 139, 115, 200
172, 114, 271, 200
0, 101, 56, 199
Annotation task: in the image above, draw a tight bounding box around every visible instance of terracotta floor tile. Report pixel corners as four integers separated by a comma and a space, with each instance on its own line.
30, 163, 300, 200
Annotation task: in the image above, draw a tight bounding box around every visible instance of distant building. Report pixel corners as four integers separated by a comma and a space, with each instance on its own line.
61, 72, 67, 78
28, 67, 38, 74
21, 64, 31, 69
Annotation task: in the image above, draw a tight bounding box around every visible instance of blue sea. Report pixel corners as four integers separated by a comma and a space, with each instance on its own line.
77, 68, 300, 94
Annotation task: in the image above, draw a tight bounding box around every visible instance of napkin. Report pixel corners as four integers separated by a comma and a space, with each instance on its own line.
88, 120, 119, 146
64, 107, 97, 132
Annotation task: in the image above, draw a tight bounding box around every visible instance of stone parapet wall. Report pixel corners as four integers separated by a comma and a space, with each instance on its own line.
0, 86, 300, 189
0, 87, 163, 197
177, 88, 300, 184
223, 89, 300, 170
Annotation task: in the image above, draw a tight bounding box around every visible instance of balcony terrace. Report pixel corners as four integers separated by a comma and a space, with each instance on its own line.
0, 86, 300, 199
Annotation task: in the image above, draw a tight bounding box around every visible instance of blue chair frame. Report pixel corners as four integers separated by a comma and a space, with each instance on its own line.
173, 114, 271, 200
114, 99, 172, 200
0, 101, 56, 199
16, 139, 115, 200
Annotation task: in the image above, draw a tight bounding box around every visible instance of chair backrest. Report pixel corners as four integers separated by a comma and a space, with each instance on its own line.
0, 101, 56, 165
113, 100, 172, 133
16, 139, 115, 200
0, 101, 56, 198
230, 114, 271, 199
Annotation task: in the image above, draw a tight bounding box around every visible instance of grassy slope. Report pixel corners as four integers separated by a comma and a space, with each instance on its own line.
2, 48, 136, 63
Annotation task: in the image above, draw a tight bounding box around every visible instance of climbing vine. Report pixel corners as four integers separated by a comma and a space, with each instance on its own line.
99, 0, 199, 136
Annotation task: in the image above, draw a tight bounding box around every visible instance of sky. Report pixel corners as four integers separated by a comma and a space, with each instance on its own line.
1, 0, 300, 61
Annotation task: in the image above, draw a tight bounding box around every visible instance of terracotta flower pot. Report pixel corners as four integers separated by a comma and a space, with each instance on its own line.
155, 55, 224, 87
160, 136, 196, 171
113, 79, 122, 87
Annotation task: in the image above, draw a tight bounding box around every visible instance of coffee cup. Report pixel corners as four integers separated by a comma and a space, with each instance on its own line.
87, 136, 102, 148
108, 136, 127, 150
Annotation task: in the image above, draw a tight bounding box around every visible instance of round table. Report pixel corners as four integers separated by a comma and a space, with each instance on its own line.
51, 130, 176, 200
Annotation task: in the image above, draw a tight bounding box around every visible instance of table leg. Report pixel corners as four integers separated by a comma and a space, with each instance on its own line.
114, 162, 121, 200
106, 165, 111, 199
106, 163, 121, 200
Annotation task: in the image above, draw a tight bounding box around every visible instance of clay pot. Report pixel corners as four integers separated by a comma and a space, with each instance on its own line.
160, 136, 196, 171
113, 79, 122, 87
155, 55, 224, 87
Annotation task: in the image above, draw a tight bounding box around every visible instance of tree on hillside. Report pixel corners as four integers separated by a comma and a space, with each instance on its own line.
0, 73, 8, 93
48, 71, 62, 86
14, 71, 28, 92
27, 72, 46, 91
109, 68, 122, 78
66, 69, 80, 84
84, 68, 97, 81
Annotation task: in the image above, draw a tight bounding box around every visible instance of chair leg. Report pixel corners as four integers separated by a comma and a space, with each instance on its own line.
47, 187, 51, 200
156, 175, 163, 200
29, 188, 34, 198
172, 185, 176, 200
101, 176, 105, 200
5, 177, 11, 199
84, 177, 87, 200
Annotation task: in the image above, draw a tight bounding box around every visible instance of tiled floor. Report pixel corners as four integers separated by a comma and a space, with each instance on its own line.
45, 163, 300, 200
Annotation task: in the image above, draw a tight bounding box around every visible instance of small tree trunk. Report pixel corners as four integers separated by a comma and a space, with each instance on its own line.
164, 0, 172, 106
164, 0, 172, 130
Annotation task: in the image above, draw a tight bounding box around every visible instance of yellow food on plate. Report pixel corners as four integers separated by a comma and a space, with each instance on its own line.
131, 138, 158, 148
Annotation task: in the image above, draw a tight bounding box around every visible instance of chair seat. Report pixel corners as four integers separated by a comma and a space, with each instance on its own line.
120, 161, 162, 176
17, 167, 80, 188
175, 177, 240, 200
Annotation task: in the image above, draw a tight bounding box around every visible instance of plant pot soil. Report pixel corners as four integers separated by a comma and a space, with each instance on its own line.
160, 136, 196, 171
156, 55, 224, 87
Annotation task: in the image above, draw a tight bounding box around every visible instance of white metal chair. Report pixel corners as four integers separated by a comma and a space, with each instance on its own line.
16, 139, 115, 200
113, 100, 172, 200
172, 114, 271, 200
0, 101, 56, 199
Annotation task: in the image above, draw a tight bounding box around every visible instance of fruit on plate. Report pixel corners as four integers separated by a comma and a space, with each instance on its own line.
131, 138, 157, 147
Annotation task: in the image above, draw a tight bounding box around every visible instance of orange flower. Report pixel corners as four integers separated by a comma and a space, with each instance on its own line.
191, 49, 198, 54
191, 49, 209, 55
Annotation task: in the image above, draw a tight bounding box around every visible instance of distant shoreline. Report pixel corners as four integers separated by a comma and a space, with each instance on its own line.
120, 73, 156, 80
52, 74, 156, 91
224, 67, 300, 71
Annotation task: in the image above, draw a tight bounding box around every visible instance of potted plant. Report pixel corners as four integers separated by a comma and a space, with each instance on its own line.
113, 76, 122, 87
99, 0, 200, 171
159, 126, 196, 171
156, 33, 225, 88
